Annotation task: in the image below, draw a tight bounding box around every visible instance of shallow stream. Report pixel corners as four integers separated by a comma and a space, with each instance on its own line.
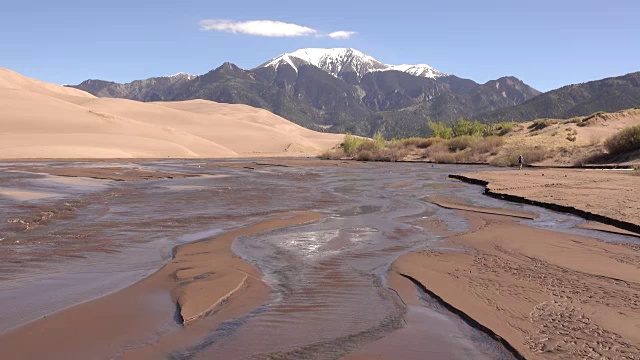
1, 160, 637, 359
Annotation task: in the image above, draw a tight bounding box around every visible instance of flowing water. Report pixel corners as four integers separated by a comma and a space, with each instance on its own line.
1, 160, 637, 359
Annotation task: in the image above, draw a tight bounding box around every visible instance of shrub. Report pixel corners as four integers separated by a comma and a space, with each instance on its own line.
564, 116, 585, 124
425, 142, 450, 159
319, 149, 345, 160
355, 150, 373, 161
497, 122, 514, 136
583, 111, 606, 121
432, 151, 473, 164
431, 151, 456, 163
604, 125, 640, 155
357, 140, 379, 153
451, 119, 471, 137
376, 148, 410, 162
343, 133, 367, 157
633, 166, 640, 176
428, 121, 453, 139
489, 146, 550, 167
471, 136, 505, 155
451, 119, 485, 137
447, 135, 475, 151
401, 137, 442, 149
373, 131, 386, 149
482, 122, 514, 136
528, 119, 556, 131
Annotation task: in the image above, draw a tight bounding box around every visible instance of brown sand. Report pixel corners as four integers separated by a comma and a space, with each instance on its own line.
394, 210, 640, 359
454, 168, 640, 231
0, 68, 343, 159
0, 212, 324, 359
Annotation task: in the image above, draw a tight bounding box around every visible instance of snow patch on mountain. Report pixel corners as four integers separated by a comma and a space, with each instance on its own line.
163, 72, 197, 80
260, 48, 447, 79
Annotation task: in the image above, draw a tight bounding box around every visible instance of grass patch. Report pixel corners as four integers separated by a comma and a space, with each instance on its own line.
489, 146, 551, 167
604, 125, 640, 155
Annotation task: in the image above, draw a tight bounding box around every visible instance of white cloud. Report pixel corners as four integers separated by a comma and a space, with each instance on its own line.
199, 19, 357, 39
327, 31, 357, 39
200, 19, 317, 37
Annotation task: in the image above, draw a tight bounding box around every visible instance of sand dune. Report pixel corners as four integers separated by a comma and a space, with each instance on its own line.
499, 109, 640, 166
0, 68, 343, 159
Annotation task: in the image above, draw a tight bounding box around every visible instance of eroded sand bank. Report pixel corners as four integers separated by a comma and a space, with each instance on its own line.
451, 168, 640, 234
393, 203, 640, 359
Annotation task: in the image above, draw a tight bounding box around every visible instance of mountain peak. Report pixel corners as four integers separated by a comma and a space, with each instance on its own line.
259, 48, 446, 79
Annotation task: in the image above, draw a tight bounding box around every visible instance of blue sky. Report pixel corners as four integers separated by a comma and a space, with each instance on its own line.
1, 0, 638, 91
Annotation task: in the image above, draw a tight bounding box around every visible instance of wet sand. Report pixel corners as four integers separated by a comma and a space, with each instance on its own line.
577, 221, 640, 238
7, 164, 200, 181
0, 212, 323, 359
429, 196, 538, 220
452, 168, 640, 234
1, 160, 639, 359
394, 206, 640, 359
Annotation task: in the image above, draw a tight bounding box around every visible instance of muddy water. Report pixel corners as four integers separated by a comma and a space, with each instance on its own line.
1, 160, 636, 359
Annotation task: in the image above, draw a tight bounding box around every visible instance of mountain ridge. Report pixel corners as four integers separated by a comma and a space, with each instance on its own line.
69, 48, 541, 138
474, 71, 640, 122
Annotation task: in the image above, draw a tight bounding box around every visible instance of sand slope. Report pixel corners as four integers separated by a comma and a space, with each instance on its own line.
500, 109, 640, 166
0, 68, 343, 159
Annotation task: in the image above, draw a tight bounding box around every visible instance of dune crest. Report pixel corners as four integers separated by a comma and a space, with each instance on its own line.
0, 68, 343, 159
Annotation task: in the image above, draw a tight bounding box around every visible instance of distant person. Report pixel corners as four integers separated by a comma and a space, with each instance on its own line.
518, 154, 524, 170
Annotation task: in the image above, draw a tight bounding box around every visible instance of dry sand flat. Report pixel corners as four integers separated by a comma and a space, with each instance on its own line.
393, 209, 640, 359
0, 211, 324, 360
452, 168, 640, 233
0, 68, 342, 159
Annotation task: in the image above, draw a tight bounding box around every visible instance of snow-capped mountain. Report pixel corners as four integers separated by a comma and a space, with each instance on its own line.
259, 48, 447, 79
70, 49, 541, 139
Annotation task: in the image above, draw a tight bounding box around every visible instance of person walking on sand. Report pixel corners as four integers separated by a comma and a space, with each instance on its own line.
518, 154, 524, 170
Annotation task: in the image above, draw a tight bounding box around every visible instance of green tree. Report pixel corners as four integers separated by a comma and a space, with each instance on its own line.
452, 118, 472, 137
373, 131, 386, 149
428, 121, 453, 139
